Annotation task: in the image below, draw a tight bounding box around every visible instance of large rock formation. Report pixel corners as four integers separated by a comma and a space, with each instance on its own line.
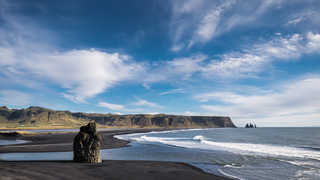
0, 106, 237, 128
73, 121, 102, 163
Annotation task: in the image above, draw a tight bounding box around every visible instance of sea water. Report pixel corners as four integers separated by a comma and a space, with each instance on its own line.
113, 128, 320, 180
1, 128, 320, 180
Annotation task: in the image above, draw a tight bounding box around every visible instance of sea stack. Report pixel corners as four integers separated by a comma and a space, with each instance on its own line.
73, 121, 102, 163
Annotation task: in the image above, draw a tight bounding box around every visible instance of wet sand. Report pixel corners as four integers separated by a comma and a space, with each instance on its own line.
0, 129, 232, 180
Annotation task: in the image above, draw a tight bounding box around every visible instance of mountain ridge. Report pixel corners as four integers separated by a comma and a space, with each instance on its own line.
0, 106, 236, 129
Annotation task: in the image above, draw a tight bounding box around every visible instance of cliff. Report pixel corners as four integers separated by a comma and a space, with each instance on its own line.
0, 106, 236, 129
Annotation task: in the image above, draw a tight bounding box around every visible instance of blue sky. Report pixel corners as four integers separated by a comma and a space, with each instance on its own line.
0, 0, 320, 127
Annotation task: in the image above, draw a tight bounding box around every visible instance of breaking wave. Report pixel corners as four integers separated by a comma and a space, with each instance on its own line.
118, 134, 320, 160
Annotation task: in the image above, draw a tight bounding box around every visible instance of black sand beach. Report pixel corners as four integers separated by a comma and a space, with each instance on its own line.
0, 129, 231, 180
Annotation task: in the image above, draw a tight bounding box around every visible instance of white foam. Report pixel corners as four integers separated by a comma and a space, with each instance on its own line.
131, 135, 189, 144
114, 128, 212, 141
218, 168, 244, 180
199, 139, 320, 159
295, 168, 320, 179
148, 128, 211, 134
121, 134, 320, 160
124, 135, 201, 149
224, 164, 243, 169
193, 135, 205, 141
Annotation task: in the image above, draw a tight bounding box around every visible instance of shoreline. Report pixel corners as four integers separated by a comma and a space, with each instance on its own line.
0, 128, 233, 180
0, 128, 189, 153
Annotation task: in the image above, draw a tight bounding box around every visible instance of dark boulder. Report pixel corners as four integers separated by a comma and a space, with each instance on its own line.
73, 121, 102, 163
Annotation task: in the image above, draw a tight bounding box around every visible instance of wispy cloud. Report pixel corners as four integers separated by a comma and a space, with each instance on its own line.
133, 98, 163, 108
167, 54, 206, 79
196, 76, 320, 126
1, 47, 144, 103
142, 83, 151, 90
189, 0, 235, 47
142, 54, 206, 83
98, 101, 144, 113
202, 33, 320, 78
0, 90, 32, 107
98, 102, 125, 111
98, 99, 163, 114
0, 1, 144, 103
159, 88, 184, 96
149, 33, 320, 82
306, 32, 320, 51
170, 0, 288, 50
170, 43, 184, 52
183, 111, 195, 116
287, 10, 320, 26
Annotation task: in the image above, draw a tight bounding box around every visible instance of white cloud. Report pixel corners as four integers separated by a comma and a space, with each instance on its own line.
159, 88, 185, 96
195, 92, 243, 103
170, 0, 234, 50
183, 111, 195, 116
0, 2, 144, 103
0, 90, 32, 107
144, 32, 320, 84
0, 48, 143, 103
142, 83, 151, 90
287, 17, 304, 25
189, 1, 235, 46
3, 32, 315, 99
202, 33, 320, 78
144, 112, 161, 115
143, 54, 207, 83
173, 0, 205, 14
133, 99, 163, 108
287, 10, 320, 27
98, 101, 146, 113
149, 33, 320, 82
170, 0, 288, 50
247, 113, 320, 127
31, 49, 142, 103
98, 102, 125, 111
307, 32, 320, 51
167, 54, 206, 78
203, 53, 265, 78
197, 76, 320, 126
98, 100, 164, 114
170, 43, 184, 52
0, 47, 16, 66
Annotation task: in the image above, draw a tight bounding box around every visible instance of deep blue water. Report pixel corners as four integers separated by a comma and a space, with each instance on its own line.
1, 128, 320, 180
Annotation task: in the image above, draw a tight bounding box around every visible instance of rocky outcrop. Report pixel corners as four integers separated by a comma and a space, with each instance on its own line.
245, 123, 257, 128
73, 121, 102, 163
0, 106, 237, 128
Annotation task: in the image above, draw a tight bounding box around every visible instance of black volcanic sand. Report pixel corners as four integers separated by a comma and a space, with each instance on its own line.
0, 129, 150, 153
0, 129, 232, 180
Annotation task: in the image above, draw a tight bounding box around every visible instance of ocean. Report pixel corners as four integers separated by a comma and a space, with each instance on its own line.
1, 127, 319, 179
113, 127, 320, 180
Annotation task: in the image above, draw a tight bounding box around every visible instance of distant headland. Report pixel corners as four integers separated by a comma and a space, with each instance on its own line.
0, 106, 236, 129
